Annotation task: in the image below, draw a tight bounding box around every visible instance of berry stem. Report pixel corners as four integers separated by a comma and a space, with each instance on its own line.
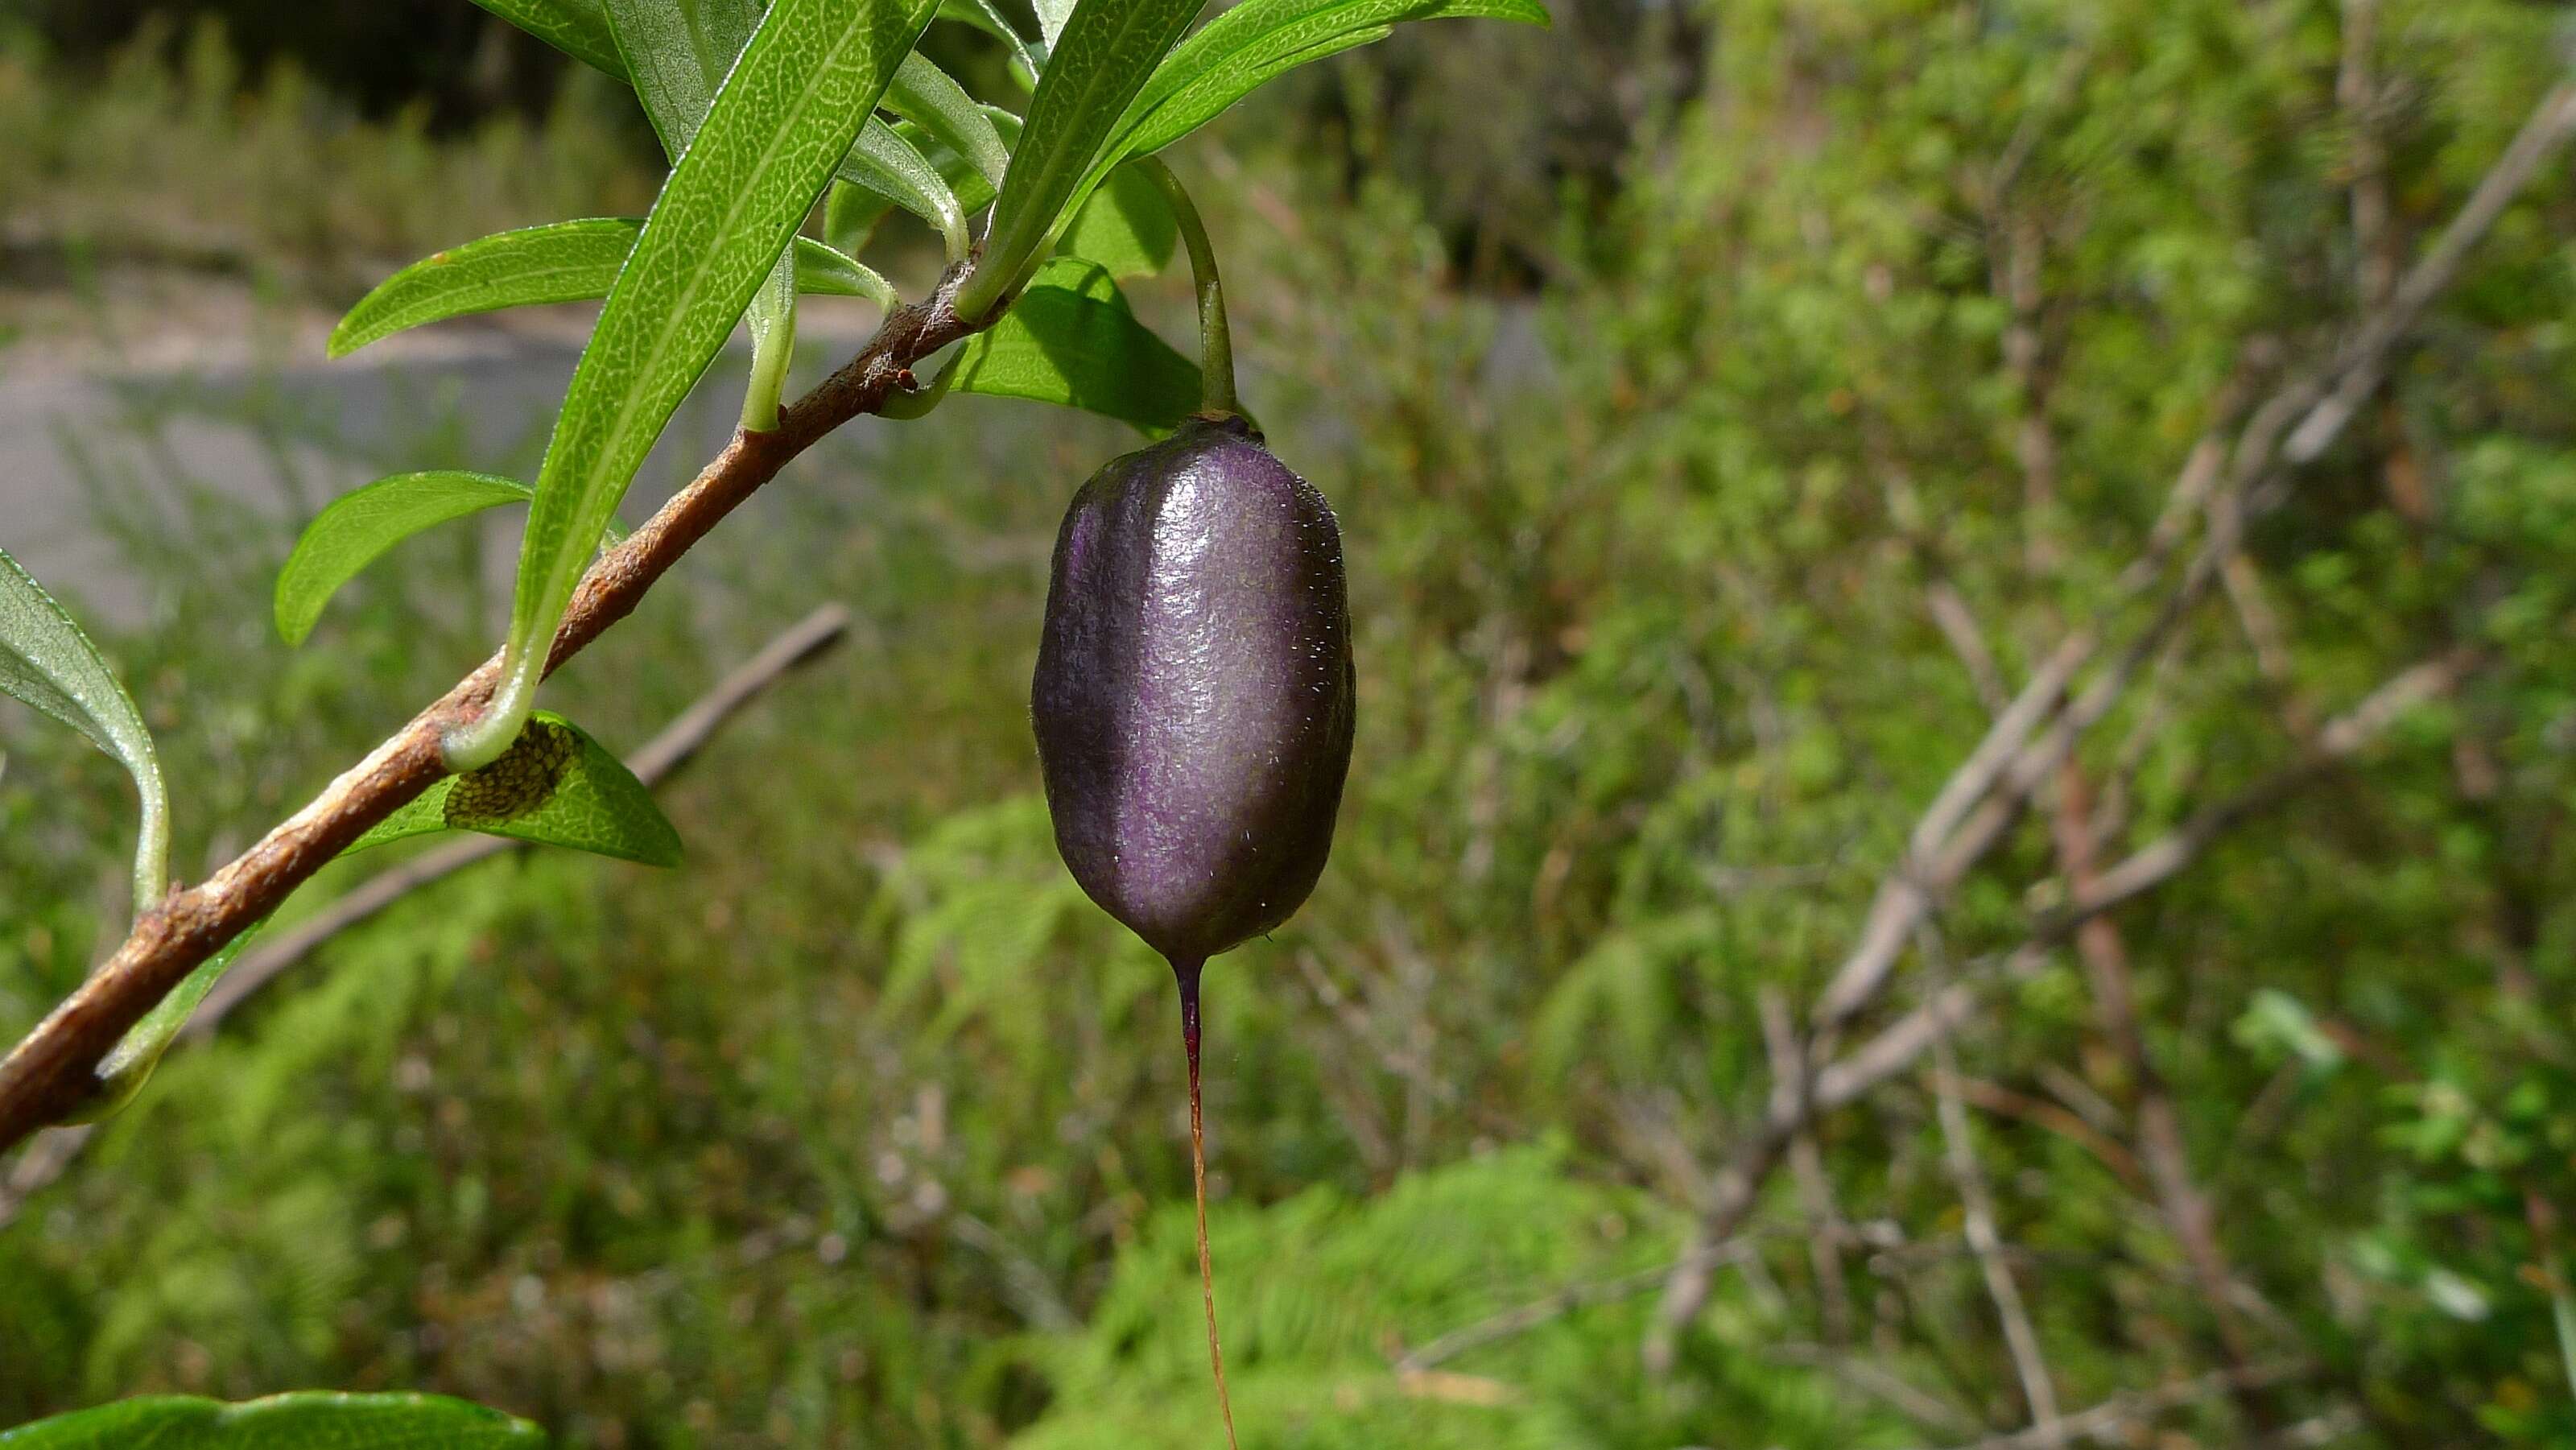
1173, 956, 1241, 1450
1138, 158, 1240, 419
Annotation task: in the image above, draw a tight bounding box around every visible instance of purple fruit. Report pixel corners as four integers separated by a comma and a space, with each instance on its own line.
1032, 414, 1355, 972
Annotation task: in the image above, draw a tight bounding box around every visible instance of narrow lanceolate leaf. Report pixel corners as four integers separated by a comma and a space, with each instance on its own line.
1082, 0, 1550, 207
331, 221, 634, 358
946, 258, 1199, 432
71, 922, 266, 1123
792, 238, 899, 305
0, 547, 167, 911
1031, 0, 1077, 48
331, 223, 890, 358
824, 107, 1022, 254
275, 472, 532, 646
605, 0, 803, 432
604, 0, 762, 159
471, 0, 628, 77
353, 712, 683, 866
0, 1391, 544, 1449
960, 0, 1207, 316
838, 117, 970, 257
460, 0, 940, 770
1056, 159, 1177, 276
886, 52, 1013, 189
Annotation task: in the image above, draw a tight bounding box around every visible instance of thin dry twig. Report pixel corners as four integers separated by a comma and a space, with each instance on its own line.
1650, 642, 2475, 1371
2053, 758, 2278, 1418
1922, 931, 2066, 1448
950, 1212, 1082, 1333
1641, 70, 2573, 1367
1931, 539, 2270, 1398
1930, 1071, 2145, 1194
2284, 81, 2576, 463
1291, 945, 1457, 1109
0, 268, 984, 1153
1812, 648, 2475, 1117
0, 605, 852, 1228
2342, 0, 2394, 310
1808, 73, 2574, 1049
1926, 584, 2010, 716
1916, 1361, 2315, 1450
1396, 1238, 1756, 1375
1646, 465, 2249, 1373
1768, 1342, 1984, 1438
1761, 987, 1856, 1342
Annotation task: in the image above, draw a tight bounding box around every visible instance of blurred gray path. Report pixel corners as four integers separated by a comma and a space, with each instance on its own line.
0, 298, 1552, 628
0, 314, 889, 627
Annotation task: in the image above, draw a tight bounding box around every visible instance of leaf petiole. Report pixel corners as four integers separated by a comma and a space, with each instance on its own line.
880, 351, 961, 420
742, 247, 800, 432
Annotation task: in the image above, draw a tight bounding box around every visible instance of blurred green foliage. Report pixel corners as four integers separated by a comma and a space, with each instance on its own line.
0, 19, 658, 294
6, 0, 2576, 1445
19, 0, 580, 126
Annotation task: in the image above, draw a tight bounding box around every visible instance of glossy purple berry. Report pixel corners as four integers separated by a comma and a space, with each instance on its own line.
1032, 415, 1355, 971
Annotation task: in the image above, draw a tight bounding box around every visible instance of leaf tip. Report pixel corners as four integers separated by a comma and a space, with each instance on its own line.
273, 569, 315, 647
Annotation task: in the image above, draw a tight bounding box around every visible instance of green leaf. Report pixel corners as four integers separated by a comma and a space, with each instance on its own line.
959, 0, 1206, 317
936, 0, 1041, 85
886, 52, 1013, 189
1115, 24, 1389, 162
741, 244, 800, 432
824, 108, 1021, 254
837, 117, 969, 258
274, 472, 531, 647
456, 0, 939, 770
1024, 254, 1133, 309
946, 258, 1199, 432
1031, 0, 1076, 48
354, 712, 683, 867
71, 921, 267, 1123
329, 222, 891, 358
1082, 0, 1549, 205
0, 1391, 544, 1448
603, 0, 761, 159
602, 0, 807, 431
469, 0, 628, 78
791, 237, 900, 306
0, 546, 167, 911
1055, 159, 1177, 276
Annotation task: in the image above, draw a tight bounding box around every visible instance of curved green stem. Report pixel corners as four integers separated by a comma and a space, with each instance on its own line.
130, 784, 168, 919
934, 202, 972, 266
878, 350, 960, 420
1137, 157, 1238, 418
443, 651, 539, 771
742, 247, 800, 432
